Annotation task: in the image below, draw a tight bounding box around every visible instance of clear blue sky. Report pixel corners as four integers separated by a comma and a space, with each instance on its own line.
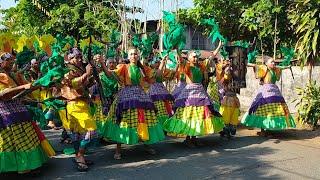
0, 0, 17, 27
126, 0, 194, 20
0, 0, 193, 20
0, 0, 17, 9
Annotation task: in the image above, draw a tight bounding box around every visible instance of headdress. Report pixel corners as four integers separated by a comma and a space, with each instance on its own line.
0, 52, 13, 63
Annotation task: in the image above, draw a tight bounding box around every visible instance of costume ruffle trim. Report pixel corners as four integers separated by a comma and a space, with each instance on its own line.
99, 120, 165, 145
162, 116, 224, 136
0, 145, 48, 173
241, 113, 296, 130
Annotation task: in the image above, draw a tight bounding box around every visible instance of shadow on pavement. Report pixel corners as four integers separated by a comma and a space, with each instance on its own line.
5, 126, 319, 179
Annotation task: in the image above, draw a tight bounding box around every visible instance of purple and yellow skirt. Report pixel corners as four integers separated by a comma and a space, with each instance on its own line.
99, 85, 165, 145
172, 81, 187, 100
163, 83, 224, 136
0, 100, 54, 173
148, 82, 174, 124
241, 84, 296, 130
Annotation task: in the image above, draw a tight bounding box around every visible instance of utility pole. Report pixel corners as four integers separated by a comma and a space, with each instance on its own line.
159, 0, 164, 51
143, 0, 149, 33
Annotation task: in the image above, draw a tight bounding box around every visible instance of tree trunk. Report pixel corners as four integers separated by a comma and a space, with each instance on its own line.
308, 61, 313, 82
273, 0, 278, 60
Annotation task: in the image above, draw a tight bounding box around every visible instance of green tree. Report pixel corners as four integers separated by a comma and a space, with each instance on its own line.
44, 1, 119, 40
178, 0, 256, 41
240, 0, 296, 55
288, 0, 320, 80
239, 0, 277, 55
1, 0, 49, 35
1, 0, 120, 40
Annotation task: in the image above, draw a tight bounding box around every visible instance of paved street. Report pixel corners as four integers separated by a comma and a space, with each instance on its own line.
1, 128, 320, 180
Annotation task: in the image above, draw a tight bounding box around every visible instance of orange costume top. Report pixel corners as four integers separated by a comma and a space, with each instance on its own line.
175, 64, 186, 82
0, 73, 17, 91
111, 63, 154, 87
184, 62, 208, 84
60, 67, 90, 100
255, 65, 281, 84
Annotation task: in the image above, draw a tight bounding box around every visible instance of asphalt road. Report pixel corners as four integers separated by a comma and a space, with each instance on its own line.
1, 128, 320, 180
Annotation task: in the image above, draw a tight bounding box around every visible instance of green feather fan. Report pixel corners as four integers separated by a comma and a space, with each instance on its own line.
279, 47, 294, 67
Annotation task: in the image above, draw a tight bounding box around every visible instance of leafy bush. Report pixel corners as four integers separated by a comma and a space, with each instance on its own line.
294, 81, 320, 127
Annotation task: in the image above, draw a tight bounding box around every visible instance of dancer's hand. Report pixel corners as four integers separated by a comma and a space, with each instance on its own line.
23, 83, 32, 90
85, 64, 93, 75
162, 55, 169, 62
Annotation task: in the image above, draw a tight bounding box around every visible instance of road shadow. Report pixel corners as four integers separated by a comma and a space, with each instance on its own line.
3, 127, 316, 180
0, 133, 278, 180
38, 145, 282, 180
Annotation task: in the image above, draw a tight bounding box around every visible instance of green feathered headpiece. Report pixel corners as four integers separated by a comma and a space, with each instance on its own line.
141, 33, 159, 59
247, 49, 258, 63
16, 46, 35, 68
35, 35, 69, 87
163, 11, 176, 26
130, 32, 159, 60
166, 51, 178, 70
110, 29, 121, 43
162, 11, 186, 70
92, 44, 104, 55
52, 35, 77, 53
107, 29, 121, 58
201, 18, 228, 59
200, 18, 226, 44
34, 41, 69, 88
162, 11, 186, 52
82, 44, 104, 58
279, 46, 294, 67
131, 34, 141, 48
80, 37, 105, 59
160, 50, 178, 70
33, 66, 68, 87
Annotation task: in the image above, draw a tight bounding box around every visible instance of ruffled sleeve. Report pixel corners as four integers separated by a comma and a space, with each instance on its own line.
199, 60, 209, 71
274, 67, 282, 81
162, 69, 175, 81
112, 64, 127, 79
254, 65, 268, 79
215, 63, 224, 81
143, 65, 156, 81
175, 64, 185, 81
0, 73, 15, 92
183, 63, 192, 79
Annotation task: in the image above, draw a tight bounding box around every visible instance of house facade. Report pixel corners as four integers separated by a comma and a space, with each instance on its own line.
143, 20, 216, 51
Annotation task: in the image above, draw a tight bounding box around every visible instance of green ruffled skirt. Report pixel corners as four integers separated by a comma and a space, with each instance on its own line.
163, 106, 224, 136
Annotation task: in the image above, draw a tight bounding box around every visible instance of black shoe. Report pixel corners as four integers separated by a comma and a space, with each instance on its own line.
219, 131, 225, 137
230, 126, 236, 136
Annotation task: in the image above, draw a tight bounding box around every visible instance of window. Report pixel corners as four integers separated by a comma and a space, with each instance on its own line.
191, 30, 206, 50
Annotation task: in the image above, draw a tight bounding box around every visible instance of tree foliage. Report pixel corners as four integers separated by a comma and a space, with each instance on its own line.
1, 0, 49, 35
288, 0, 320, 66
1, 0, 119, 40
239, 0, 296, 55
178, 0, 256, 41
178, 0, 301, 56
44, 1, 119, 40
